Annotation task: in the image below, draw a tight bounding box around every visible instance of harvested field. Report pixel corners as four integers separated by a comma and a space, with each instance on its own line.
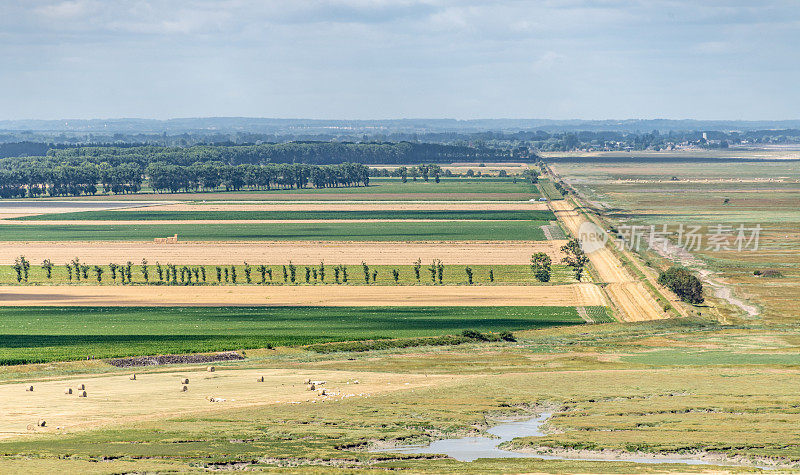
0, 240, 567, 265
34, 192, 537, 201
0, 368, 456, 439
550, 200, 665, 321
129, 201, 552, 212
0, 283, 605, 306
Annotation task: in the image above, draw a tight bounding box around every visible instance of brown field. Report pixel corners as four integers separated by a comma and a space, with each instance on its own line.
0, 218, 525, 226
549, 200, 665, 322
130, 201, 551, 212
0, 240, 567, 265
38, 192, 536, 201
0, 367, 455, 439
0, 283, 605, 307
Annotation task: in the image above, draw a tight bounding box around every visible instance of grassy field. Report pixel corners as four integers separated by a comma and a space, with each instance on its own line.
0, 220, 549, 241
14, 209, 555, 221
0, 306, 588, 364
1, 319, 799, 472
0, 264, 579, 285
552, 160, 800, 324
537, 178, 565, 201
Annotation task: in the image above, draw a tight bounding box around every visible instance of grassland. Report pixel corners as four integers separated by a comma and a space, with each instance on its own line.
0, 264, 578, 285
13, 209, 555, 221
0, 306, 588, 364
0, 220, 549, 241
552, 159, 800, 324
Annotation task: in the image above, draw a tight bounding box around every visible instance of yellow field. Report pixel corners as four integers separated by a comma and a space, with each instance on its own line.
0, 283, 606, 307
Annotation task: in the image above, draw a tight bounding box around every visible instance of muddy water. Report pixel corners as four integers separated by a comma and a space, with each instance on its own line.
372, 413, 771, 468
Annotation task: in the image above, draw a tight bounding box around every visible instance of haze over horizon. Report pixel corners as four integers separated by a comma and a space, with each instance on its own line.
2, 0, 799, 121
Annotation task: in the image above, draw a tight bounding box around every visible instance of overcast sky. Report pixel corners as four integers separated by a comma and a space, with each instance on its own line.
1, 0, 799, 120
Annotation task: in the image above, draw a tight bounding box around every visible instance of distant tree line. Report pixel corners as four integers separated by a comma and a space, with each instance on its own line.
0, 161, 369, 198
42, 141, 509, 166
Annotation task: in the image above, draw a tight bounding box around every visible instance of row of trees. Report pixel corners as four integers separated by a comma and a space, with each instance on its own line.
9, 258, 533, 286
0, 161, 369, 197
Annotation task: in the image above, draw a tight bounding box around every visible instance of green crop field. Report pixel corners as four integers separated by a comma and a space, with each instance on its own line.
0, 220, 550, 241
16, 209, 556, 221
0, 264, 579, 285
0, 306, 588, 364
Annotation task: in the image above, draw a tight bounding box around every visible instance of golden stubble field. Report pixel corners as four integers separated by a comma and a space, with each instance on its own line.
0, 240, 567, 265
0, 367, 457, 439
0, 283, 606, 307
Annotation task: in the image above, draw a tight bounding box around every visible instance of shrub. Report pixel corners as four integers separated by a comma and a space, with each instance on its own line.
658, 266, 704, 304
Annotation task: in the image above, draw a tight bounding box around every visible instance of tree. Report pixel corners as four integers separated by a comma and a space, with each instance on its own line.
437, 261, 444, 285
392, 269, 400, 283
244, 262, 252, 284
465, 266, 473, 284
109, 263, 118, 282
530, 252, 552, 282
65, 263, 73, 282
305, 266, 311, 283
230, 266, 237, 284
428, 261, 437, 283
72, 258, 81, 282
200, 266, 206, 283
413, 258, 422, 282
156, 262, 164, 282
41, 259, 53, 280
12, 258, 22, 283
216, 266, 222, 283
489, 268, 494, 283
125, 262, 133, 283
372, 270, 378, 283
334, 266, 341, 283
282, 265, 288, 283
362, 262, 370, 284
319, 261, 325, 282
80, 264, 90, 281
561, 239, 589, 281
93, 265, 103, 282
19, 256, 30, 282
258, 265, 267, 284
658, 266, 704, 304
288, 262, 296, 283
141, 259, 149, 283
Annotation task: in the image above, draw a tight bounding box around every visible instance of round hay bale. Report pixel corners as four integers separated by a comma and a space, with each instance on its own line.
182, 385, 188, 392
304, 378, 312, 384
64, 388, 72, 395
308, 383, 316, 391
181, 378, 189, 384
77, 383, 85, 390
78, 390, 87, 398
26, 385, 34, 392
130, 374, 136, 381
207, 366, 215, 372
257, 376, 265, 382
37, 420, 46, 427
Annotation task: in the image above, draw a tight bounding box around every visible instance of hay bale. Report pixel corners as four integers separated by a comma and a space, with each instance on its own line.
304, 378, 312, 384
257, 376, 265, 382
318, 389, 327, 396
182, 385, 188, 392
181, 378, 189, 384
130, 374, 136, 381
26, 385, 34, 392
64, 388, 72, 395
307, 383, 316, 391
78, 390, 87, 398
37, 420, 46, 427
207, 366, 215, 372
77, 383, 85, 390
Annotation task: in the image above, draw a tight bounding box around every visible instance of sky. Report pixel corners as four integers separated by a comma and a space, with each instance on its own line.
1, 0, 799, 121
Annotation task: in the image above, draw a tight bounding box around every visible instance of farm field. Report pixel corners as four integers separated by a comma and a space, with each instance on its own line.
0, 283, 605, 307
0, 240, 568, 265
0, 219, 550, 241
551, 159, 800, 324
0, 264, 580, 285
11, 209, 554, 221
0, 305, 590, 364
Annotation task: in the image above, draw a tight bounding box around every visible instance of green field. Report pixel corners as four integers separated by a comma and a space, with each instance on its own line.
0, 264, 579, 285
0, 306, 588, 364
16, 209, 555, 221
0, 220, 550, 241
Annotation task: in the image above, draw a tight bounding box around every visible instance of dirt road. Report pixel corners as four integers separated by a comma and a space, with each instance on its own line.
550, 200, 666, 321
0, 283, 605, 307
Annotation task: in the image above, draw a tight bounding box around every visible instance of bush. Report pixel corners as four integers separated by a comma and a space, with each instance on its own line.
657, 266, 704, 304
